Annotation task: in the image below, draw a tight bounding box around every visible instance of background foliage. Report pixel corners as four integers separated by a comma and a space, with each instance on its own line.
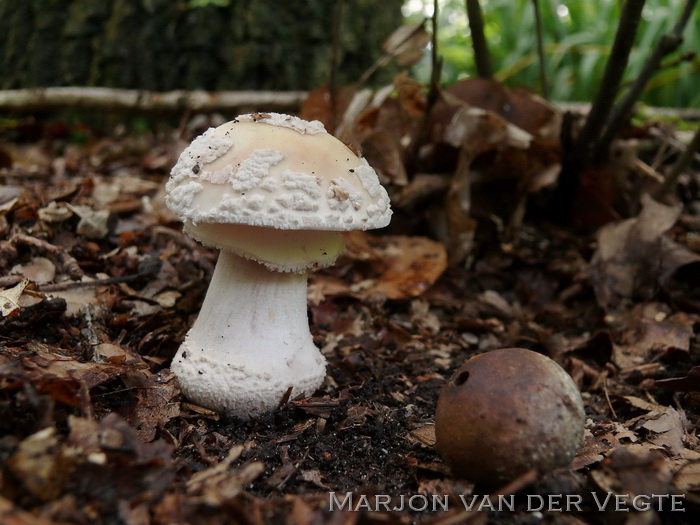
403, 0, 700, 108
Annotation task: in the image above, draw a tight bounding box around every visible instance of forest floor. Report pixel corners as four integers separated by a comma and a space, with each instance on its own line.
1, 82, 700, 525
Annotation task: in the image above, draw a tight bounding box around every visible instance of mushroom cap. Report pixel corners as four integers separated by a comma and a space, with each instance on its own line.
165, 113, 392, 233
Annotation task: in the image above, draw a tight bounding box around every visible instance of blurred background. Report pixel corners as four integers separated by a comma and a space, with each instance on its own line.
1, 0, 697, 108
403, 0, 699, 108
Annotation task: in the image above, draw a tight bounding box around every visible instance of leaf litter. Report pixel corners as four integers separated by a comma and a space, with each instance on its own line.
0, 72, 699, 524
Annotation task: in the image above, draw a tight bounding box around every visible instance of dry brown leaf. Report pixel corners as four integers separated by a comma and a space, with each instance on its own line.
673, 458, 700, 493
0, 233, 83, 280
0, 343, 123, 407
66, 413, 175, 502
360, 128, 408, 185
622, 396, 689, 456
643, 412, 687, 456
408, 424, 437, 447
47, 284, 99, 316
591, 446, 673, 507
0, 277, 29, 317
438, 78, 558, 136
298, 84, 357, 134
11, 257, 56, 284
590, 194, 700, 311
444, 107, 532, 151
0, 494, 57, 525
343, 232, 447, 300
67, 204, 110, 239
311, 232, 447, 302
117, 368, 180, 442
298, 469, 331, 490
187, 444, 257, 504
656, 366, 700, 392
613, 310, 695, 369
382, 22, 430, 67
5, 427, 69, 501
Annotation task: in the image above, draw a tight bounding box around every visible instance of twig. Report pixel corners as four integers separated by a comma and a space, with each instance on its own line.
604, 377, 618, 419
593, 0, 698, 165
0, 233, 83, 280
0, 87, 307, 114
654, 126, 700, 200
429, 0, 441, 100
38, 273, 147, 293
619, 50, 697, 91
465, 0, 492, 78
556, 101, 700, 122
532, 0, 549, 99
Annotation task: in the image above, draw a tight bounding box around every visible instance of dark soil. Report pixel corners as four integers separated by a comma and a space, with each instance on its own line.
1, 106, 699, 525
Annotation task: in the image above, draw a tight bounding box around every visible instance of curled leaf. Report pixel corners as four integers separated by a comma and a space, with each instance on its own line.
0, 277, 29, 317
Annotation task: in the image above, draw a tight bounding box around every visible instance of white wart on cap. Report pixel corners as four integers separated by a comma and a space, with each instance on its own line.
165, 113, 392, 417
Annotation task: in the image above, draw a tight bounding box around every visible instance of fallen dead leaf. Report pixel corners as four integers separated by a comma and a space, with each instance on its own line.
11, 257, 56, 283
589, 194, 700, 312
673, 458, 700, 493
622, 396, 689, 456
656, 366, 700, 392
5, 427, 69, 501
298, 469, 331, 490
67, 204, 110, 239
0, 494, 57, 525
117, 368, 181, 442
311, 232, 447, 302
187, 445, 265, 505
0, 343, 124, 407
382, 22, 431, 67
613, 310, 695, 369
0, 277, 29, 317
408, 424, 437, 447
591, 446, 673, 511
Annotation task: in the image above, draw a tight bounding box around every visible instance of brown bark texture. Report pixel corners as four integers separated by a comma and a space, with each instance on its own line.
0, 0, 404, 91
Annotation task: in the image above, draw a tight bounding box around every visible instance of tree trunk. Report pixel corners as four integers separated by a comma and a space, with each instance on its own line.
0, 0, 404, 91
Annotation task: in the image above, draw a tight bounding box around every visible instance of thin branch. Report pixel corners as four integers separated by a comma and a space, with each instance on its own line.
593, 0, 698, 165
465, 0, 492, 78
0, 87, 307, 114
410, 0, 442, 171
429, 0, 441, 100
654, 126, 700, 200
553, 0, 646, 222
575, 0, 646, 167
532, 0, 549, 99
355, 21, 428, 87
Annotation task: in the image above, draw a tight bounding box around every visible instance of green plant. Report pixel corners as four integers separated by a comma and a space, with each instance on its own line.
403, 0, 699, 107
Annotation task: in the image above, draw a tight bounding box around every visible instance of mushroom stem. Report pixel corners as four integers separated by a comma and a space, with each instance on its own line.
171, 250, 326, 417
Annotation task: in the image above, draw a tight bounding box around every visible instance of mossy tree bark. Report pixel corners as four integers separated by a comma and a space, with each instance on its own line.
0, 0, 404, 91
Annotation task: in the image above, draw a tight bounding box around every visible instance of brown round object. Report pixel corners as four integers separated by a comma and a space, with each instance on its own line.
435, 348, 585, 487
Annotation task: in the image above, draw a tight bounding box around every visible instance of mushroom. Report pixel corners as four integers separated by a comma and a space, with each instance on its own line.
165, 112, 391, 418
435, 348, 585, 488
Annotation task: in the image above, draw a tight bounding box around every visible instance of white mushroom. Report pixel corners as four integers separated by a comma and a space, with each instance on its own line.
165, 112, 392, 418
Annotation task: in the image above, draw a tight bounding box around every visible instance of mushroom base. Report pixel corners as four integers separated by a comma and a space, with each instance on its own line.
171, 251, 327, 418
172, 339, 325, 417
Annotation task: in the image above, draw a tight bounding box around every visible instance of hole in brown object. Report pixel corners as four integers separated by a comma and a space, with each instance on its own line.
454, 370, 470, 386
